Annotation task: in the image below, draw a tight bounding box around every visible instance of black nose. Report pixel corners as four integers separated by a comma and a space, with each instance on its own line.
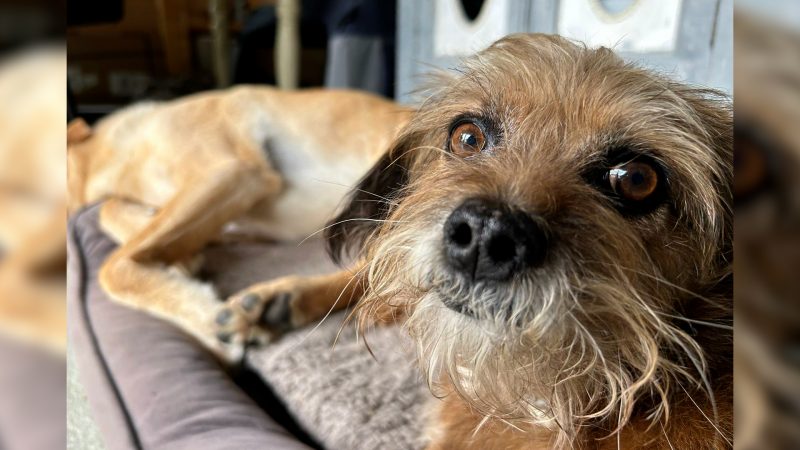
443, 198, 547, 282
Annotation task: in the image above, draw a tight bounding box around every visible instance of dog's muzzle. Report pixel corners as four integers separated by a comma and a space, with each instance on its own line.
443, 197, 548, 283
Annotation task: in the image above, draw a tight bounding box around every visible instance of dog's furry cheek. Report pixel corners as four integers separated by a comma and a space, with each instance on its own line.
375, 219, 445, 289
407, 228, 447, 290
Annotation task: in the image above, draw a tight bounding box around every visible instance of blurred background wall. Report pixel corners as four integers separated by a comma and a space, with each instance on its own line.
397, 0, 731, 102
67, 0, 732, 122
67, 0, 397, 121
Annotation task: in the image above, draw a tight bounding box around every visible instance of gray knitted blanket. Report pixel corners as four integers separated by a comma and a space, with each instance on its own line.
247, 314, 430, 450
198, 238, 433, 449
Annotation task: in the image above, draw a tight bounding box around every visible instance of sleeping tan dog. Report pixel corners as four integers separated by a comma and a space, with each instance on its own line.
71, 34, 731, 448
68, 87, 411, 360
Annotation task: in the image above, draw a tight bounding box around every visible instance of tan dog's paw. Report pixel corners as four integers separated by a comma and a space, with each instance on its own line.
213, 278, 302, 347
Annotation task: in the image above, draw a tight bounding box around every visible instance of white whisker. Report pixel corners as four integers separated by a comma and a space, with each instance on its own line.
297, 217, 407, 246
678, 383, 731, 446
309, 178, 398, 204
660, 421, 676, 450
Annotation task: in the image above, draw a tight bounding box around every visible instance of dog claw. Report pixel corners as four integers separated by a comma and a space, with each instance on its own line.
216, 331, 232, 343
261, 292, 293, 332
245, 332, 270, 347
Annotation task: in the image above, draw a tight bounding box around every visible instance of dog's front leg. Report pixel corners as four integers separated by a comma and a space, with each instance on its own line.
99, 161, 280, 362
424, 394, 553, 450
214, 266, 365, 345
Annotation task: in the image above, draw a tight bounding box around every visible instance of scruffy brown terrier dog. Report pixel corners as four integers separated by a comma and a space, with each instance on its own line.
225, 34, 732, 448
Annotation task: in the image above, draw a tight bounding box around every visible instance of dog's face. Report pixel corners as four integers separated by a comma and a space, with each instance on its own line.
329, 34, 732, 442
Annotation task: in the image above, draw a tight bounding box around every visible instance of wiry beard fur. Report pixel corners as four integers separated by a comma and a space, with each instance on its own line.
355, 187, 716, 448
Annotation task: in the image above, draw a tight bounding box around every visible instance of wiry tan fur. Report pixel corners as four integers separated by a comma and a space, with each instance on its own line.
325, 34, 732, 449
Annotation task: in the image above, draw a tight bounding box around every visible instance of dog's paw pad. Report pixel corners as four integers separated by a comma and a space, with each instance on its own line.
212, 305, 250, 347
240, 293, 261, 312
226, 292, 272, 322
215, 308, 234, 325
214, 289, 297, 349
261, 292, 294, 332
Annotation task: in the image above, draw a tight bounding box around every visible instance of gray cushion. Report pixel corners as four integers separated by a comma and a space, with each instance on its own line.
68, 204, 312, 450
68, 203, 428, 450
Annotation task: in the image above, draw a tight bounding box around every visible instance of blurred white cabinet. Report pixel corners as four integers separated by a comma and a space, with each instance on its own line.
396, 0, 732, 103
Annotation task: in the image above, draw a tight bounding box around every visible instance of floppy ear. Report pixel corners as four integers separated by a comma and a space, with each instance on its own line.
325, 139, 414, 264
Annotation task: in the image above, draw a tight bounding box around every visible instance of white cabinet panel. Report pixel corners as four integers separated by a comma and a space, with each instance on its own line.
557, 0, 683, 53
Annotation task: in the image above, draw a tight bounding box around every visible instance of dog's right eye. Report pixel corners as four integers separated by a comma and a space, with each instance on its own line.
583, 150, 667, 215
449, 121, 487, 157
598, 155, 666, 214
607, 161, 659, 202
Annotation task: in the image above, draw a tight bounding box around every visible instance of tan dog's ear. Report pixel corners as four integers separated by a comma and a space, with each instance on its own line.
326, 138, 414, 263
67, 118, 92, 145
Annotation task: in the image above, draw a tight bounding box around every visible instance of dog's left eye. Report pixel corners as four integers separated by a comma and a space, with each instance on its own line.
449, 121, 487, 157
606, 160, 660, 202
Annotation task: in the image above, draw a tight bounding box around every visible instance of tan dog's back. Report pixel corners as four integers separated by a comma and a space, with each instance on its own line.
66, 86, 411, 358
69, 86, 411, 240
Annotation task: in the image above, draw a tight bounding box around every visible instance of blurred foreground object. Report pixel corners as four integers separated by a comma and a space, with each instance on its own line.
0, 43, 67, 450
734, 6, 800, 449
0, 46, 67, 354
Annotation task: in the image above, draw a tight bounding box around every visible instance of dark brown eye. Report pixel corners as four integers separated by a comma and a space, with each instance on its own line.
449, 122, 486, 157
608, 161, 660, 202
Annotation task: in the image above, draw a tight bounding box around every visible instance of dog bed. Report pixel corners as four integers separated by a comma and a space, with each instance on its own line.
68, 203, 429, 450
